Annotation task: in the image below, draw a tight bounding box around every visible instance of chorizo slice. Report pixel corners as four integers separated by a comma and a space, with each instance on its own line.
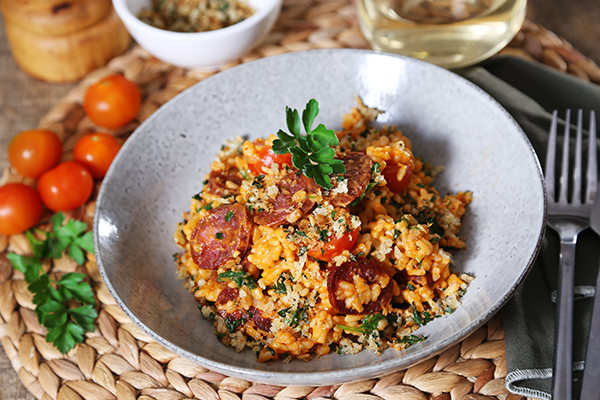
206, 167, 243, 197
216, 286, 239, 304
190, 203, 251, 269
217, 306, 272, 333
329, 152, 373, 207
327, 258, 394, 315
250, 306, 272, 332
254, 171, 319, 227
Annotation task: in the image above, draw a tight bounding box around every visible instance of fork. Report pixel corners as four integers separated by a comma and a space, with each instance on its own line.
545, 109, 598, 400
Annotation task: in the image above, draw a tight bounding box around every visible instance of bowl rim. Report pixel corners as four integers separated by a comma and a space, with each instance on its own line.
112, 0, 283, 40
94, 48, 547, 385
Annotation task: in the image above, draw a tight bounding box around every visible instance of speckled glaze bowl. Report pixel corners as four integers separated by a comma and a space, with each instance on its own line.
94, 49, 546, 386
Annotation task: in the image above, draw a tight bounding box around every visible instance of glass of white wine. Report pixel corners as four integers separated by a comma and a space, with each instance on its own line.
358, 0, 527, 69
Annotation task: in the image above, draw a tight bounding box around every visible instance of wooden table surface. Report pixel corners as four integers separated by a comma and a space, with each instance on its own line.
1, 1, 599, 399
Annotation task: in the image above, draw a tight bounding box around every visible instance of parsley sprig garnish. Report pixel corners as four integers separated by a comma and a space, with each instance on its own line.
7, 213, 97, 354
272, 99, 345, 189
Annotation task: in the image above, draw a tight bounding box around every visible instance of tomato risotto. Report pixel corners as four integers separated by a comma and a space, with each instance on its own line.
174, 98, 472, 362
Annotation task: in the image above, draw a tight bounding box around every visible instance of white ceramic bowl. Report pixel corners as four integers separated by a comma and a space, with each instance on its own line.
112, 0, 282, 70
94, 49, 546, 386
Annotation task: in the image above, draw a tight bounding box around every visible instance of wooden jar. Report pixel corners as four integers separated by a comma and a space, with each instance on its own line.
1, 0, 131, 82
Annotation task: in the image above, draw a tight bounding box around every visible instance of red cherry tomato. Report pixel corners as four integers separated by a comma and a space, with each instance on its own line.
37, 162, 94, 212
383, 162, 413, 194
244, 140, 293, 176
83, 74, 141, 129
8, 129, 62, 178
0, 183, 42, 235
73, 133, 121, 179
308, 227, 360, 262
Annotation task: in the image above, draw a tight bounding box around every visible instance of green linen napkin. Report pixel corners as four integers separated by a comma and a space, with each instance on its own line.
458, 56, 600, 400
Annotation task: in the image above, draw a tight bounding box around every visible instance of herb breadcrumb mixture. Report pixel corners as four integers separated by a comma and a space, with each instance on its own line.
174, 98, 473, 362
138, 0, 254, 32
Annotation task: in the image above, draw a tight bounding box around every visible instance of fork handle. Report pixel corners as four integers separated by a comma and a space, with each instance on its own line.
552, 239, 576, 400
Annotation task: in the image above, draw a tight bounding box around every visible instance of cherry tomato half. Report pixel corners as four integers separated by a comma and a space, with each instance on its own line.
243, 139, 293, 176
83, 74, 141, 129
382, 161, 413, 194
308, 227, 360, 262
73, 133, 121, 179
0, 183, 42, 235
37, 161, 94, 212
8, 129, 62, 178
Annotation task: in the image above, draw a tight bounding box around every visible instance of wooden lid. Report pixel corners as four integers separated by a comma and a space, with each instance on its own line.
0, 0, 112, 36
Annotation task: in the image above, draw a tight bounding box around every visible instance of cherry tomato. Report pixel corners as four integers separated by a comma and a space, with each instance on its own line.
308, 227, 359, 262
8, 129, 62, 178
73, 133, 121, 179
0, 183, 42, 235
383, 161, 413, 194
244, 139, 293, 176
83, 74, 141, 129
37, 161, 94, 212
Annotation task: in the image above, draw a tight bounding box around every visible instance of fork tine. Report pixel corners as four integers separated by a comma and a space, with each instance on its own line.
559, 109, 571, 204
573, 110, 583, 203
546, 110, 558, 201
587, 110, 598, 203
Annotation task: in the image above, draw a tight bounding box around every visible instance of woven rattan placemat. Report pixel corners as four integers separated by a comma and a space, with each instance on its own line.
2, 1, 600, 399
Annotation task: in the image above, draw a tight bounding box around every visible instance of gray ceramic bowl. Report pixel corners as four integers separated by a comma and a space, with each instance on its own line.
94, 49, 546, 386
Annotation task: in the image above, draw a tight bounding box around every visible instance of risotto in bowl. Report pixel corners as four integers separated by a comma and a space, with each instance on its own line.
94, 49, 546, 385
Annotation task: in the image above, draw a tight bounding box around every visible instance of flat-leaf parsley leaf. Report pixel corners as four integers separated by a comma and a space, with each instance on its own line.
7, 212, 97, 354
272, 99, 345, 189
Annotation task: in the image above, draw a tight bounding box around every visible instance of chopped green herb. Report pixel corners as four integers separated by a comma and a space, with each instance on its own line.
272, 99, 346, 189
393, 229, 401, 240
273, 273, 289, 294
192, 193, 202, 201
407, 283, 416, 291
252, 175, 265, 188
397, 335, 426, 345
279, 305, 308, 327
215, 232, 224, 240
217, 270, 257, 289
202, 179, 209, 185
225, 317, 245, 333
331, 211, 337, 219
412, 305, 422, 325
317, 227, 329, 242
200, 202, 213, 211
337, 314, 385, 334
240, 169, 251, 180
225, 210, 234, 222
